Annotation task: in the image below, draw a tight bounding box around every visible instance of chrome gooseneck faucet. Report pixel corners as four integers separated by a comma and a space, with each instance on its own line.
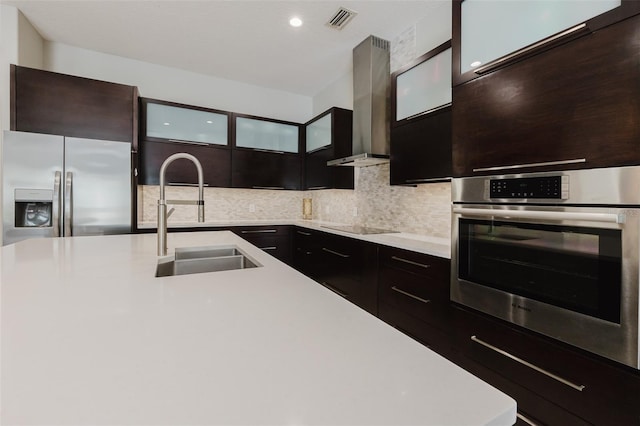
157, 153, 205, 256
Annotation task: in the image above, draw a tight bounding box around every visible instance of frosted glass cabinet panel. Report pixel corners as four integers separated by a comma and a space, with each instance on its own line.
146, 102, 228, 145
396, 48, 452, 121
235, 117, 299, 153
306, 113, 332, 153
461, 0, 621, 74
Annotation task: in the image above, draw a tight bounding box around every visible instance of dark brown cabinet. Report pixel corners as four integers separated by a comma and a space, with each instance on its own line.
390, 108, 452, 185
138, 98, 231, 186
390, 42, 452, 185
452, 8, 640, 177
304, 107, 354, 190
452, 0, 640, 86
10, 65, 138, 146
230, 225, 292, 264
453, 306, 640, 425
377, 247, 453, 358
231, 149, 302, 190
231, 114, 302, 190
292, 227, 377, 315
139, 141, 231, 186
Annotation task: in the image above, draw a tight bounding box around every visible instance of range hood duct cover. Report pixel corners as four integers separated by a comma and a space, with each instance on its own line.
328, 35, 390, 167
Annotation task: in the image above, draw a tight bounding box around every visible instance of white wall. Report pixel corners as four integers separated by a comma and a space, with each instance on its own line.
312, 72, 352, 116
44, 42, 312, 124
17, 9, 43, 69
415, 3, 452, 58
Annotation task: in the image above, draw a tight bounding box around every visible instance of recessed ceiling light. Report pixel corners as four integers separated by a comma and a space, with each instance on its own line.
289, 17, 303, 27
470, 61, 482, 68
163, 122, 170, 126
206, 120, 213, 124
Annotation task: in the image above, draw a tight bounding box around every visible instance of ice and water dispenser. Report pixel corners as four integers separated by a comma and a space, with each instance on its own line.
13, 189, 53, 228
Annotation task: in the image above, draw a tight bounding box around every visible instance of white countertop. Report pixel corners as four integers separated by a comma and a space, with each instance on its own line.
1, 232, 513, 425
138, 219, 452, 259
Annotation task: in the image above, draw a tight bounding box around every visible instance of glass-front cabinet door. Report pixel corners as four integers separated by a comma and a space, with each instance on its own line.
453, 0, 639, 85
235, 116, 299, 153
306, 113, 332, 153
395, 44, 451, 123
144, 100, 228, 145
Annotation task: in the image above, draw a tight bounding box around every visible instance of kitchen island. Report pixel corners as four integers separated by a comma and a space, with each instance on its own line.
1, 231, 515, 425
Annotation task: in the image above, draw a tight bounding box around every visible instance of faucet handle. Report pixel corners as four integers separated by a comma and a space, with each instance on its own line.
167, 207, 176, 218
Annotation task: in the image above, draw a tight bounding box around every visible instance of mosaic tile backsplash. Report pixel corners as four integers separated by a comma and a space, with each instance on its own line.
139, 164, 451, 239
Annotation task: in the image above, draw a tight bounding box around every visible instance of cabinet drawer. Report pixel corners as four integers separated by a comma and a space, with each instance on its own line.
454, 307, 640, 425
378, 302, 454, 360
379, 267, 451, 328
379, 246, 449, 280
453, 350, 590, 426
231, 226, 291, 263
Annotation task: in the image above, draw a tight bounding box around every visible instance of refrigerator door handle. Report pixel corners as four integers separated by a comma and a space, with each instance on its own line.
64, 171, 73, 237
52, 171, 62, 237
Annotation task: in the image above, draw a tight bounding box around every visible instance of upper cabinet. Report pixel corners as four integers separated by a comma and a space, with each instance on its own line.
144, 101, 228, 146
231, 114, 302, 190
304, 107, 354, 190
453, 0, 640, 85
394, 43, 452, 123
390, 41, 452, 185
452, 2, 640, 177
234, 116, 299, 153
10, 65, 138, 146
138, 98, 231, 187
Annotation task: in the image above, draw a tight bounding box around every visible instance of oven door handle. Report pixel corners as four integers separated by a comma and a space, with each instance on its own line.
453, 207, 625, 224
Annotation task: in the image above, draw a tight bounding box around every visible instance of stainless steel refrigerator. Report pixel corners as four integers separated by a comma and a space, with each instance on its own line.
2, 130, 132, 246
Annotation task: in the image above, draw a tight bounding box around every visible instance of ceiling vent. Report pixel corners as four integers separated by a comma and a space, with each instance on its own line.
326, 7, 357, 30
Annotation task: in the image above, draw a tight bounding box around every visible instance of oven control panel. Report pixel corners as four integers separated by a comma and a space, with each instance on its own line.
487, 175, 569, 199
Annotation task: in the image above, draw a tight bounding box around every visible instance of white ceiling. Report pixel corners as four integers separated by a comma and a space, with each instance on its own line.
3, 0, 449, 97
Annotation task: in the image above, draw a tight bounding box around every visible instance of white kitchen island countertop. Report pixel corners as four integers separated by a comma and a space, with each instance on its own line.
1, 232, 514, 425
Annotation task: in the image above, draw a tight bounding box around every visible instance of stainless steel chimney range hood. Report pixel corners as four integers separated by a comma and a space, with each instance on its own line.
328, 35, 390, 167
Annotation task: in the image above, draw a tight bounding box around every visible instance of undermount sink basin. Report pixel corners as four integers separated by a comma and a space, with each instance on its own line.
156, 245, 260, 277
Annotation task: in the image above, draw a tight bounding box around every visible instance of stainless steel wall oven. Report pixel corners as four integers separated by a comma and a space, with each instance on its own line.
451, 167, 640, 368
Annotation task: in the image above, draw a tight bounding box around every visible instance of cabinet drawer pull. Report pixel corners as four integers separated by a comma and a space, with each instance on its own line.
391, 286, 430, 304
322, 282, 349, 298
473, 23, 589, 75
296, 230, 311, 236
405, 177, 452, 183
252, 186, 285, 190
516, 413, 539, 426
391, 256, 430, 269
260, 246, 277, 251
322, 247, 350, 258
167, 139, 210, 146
472, 158, 586, 173
167, 182, 210, 187
241, 229, 277, 234
253, 148, 286, 154
307, 186, 329, 190
470, 336, 586, 392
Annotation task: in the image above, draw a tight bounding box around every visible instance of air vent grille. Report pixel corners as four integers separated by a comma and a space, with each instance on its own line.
370, 35, 390, 51
326, 7, 357, 30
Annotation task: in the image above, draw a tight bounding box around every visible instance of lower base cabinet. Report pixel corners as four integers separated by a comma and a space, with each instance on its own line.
230, 225, 292, 265
377, 246, 455, 360
292, 227, 377, 315
453, 306, 640, 426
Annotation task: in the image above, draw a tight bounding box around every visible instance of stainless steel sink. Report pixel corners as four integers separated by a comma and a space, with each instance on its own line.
156, 245, 260, 277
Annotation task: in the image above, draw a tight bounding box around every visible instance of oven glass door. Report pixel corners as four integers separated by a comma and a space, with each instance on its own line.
458, 218, 622, 324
